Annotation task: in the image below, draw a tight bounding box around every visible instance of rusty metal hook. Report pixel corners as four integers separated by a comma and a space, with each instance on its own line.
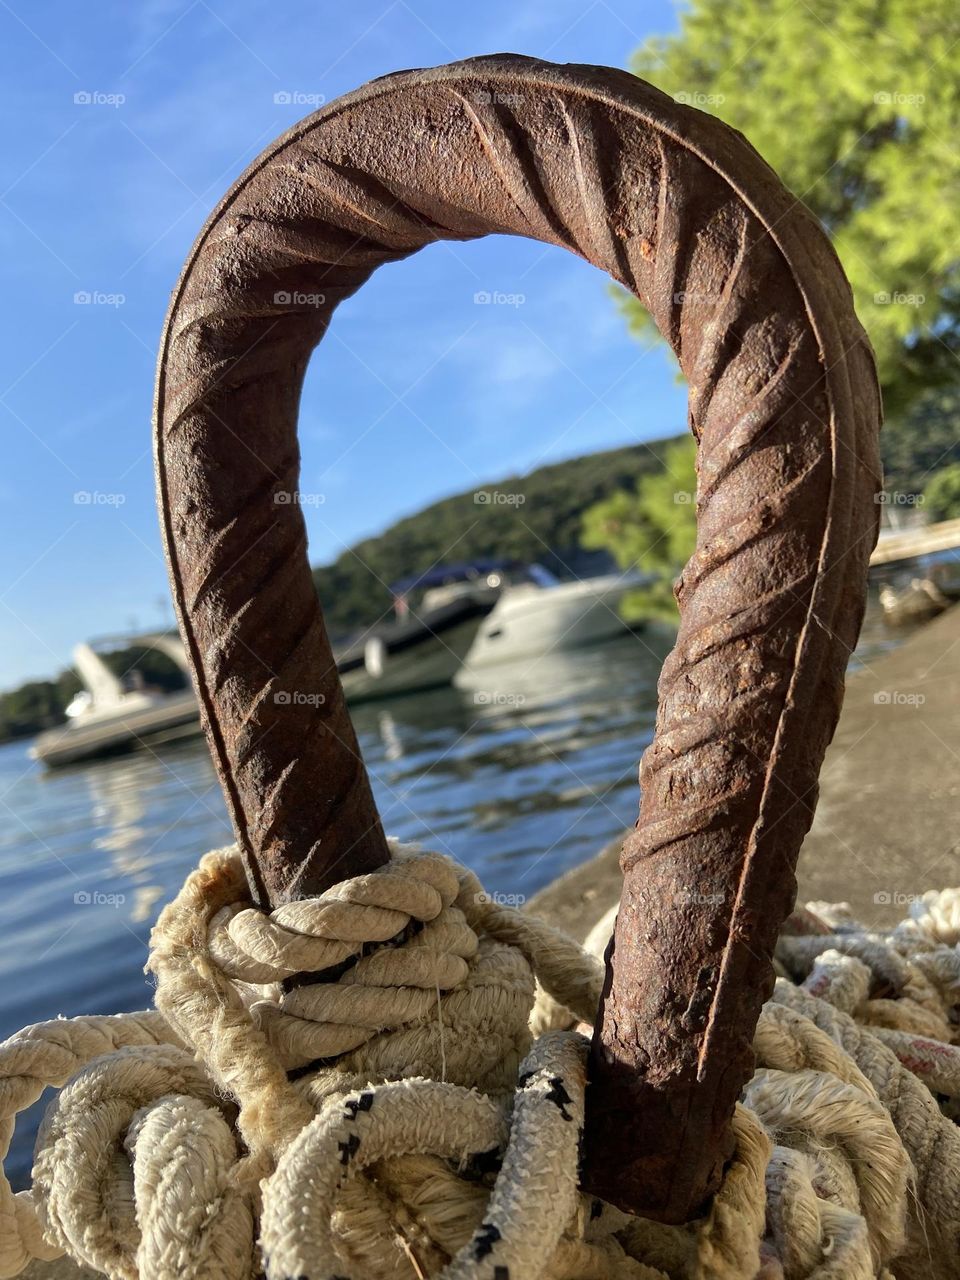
154, 55, 882, 1222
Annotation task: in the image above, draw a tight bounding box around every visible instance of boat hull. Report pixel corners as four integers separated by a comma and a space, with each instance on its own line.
461, 576, 636, 669
31, 690, 202, 767
340, 614, 486, 702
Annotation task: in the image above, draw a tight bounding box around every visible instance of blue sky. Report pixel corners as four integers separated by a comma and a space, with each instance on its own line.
0, 0, 688, 689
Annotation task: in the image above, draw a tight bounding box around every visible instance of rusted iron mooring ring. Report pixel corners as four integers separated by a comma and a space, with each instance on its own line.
154, 54, 882, 1222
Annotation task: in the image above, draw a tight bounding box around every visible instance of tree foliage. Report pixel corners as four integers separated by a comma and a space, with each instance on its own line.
0, 671, 81, 744
924, 464, 960, 523
623, 0, 960, 422
881, 384, 960, 498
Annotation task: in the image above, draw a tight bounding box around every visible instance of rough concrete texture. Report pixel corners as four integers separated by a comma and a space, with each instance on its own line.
529, 604, 960, 940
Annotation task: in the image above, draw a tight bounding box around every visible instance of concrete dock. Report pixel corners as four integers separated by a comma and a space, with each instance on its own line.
530, 603, 960, 937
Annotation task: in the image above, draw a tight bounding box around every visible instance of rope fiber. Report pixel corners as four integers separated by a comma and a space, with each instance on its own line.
1, 841, 958, 1280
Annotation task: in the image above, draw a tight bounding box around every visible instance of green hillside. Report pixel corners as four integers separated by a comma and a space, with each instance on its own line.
312, 436, 683, 635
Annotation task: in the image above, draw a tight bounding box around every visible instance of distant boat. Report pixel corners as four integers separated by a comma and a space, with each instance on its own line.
31, 635, 201, 768
33, 561, 647, 767
391, 560, 653, 670
879, 577, 951, 627
335, 590, 497, 701
33, 593, 499, 767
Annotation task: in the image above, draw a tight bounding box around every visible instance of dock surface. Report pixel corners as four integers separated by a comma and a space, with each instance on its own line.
869, 515, 960, 566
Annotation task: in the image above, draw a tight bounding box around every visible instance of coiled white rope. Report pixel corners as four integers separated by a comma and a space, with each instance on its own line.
1, 841, 959, 1280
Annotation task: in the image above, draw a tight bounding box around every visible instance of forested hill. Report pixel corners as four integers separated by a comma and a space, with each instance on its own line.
311, 435, 684, 635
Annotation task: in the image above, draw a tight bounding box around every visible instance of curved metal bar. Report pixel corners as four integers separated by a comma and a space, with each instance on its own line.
154, 54, 881, 1217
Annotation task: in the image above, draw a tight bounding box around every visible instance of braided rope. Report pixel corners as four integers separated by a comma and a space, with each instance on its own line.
0, 842, 958, 1279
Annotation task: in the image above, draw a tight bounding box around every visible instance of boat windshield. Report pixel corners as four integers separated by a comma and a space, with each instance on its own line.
65, 690, 93, 719
526, 563, 560, 588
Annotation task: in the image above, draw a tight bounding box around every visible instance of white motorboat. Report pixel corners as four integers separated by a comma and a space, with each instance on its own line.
392, 560, 653, 672
31, 636, 201, 768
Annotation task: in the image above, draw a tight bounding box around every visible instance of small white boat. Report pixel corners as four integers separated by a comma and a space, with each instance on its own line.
31, 636, 200, 768
392, 560, 653, 672
34, 599, 497, 767
879, 577, 950, 627
335, 593, 496, 701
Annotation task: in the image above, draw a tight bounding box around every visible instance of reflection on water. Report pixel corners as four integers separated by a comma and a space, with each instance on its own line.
353, 624, 677, 884
0, 594, 912, 1186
